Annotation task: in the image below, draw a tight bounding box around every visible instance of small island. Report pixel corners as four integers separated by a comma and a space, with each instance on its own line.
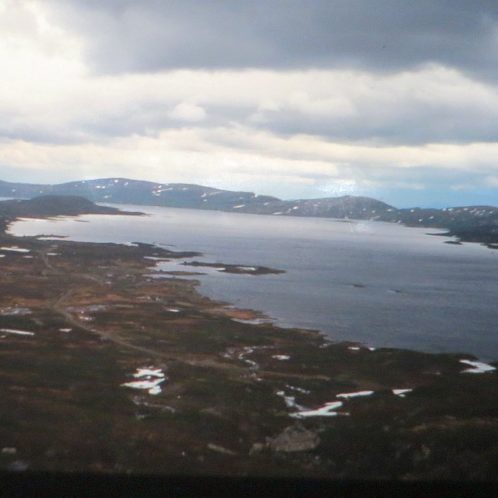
183, 260, 285, 275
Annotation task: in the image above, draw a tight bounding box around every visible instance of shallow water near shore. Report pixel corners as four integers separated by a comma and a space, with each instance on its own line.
9, 205, 498, 360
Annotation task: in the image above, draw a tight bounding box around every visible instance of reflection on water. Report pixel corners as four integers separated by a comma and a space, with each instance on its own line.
9, 205, 498, 359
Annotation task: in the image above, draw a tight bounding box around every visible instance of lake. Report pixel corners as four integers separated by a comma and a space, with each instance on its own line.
9, 205, 498, 360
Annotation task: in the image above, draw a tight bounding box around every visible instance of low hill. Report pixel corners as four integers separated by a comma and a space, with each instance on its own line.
0, 195, 141, 233
0, 195, 128, 217
233, 195, 395, 219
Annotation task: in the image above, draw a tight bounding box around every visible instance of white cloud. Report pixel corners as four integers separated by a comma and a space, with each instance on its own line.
2, 57, 498, 145
169, 102, 206, 122
484, 176, 498, 187
3, 127, 498, 198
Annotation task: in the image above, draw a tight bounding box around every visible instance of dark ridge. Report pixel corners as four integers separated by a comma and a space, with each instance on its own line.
0, 195, 142, 234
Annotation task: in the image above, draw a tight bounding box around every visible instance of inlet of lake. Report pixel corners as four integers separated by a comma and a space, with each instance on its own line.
9, 205, 498, 360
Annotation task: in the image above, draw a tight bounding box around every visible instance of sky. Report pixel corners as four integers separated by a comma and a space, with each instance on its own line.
1, 1, 498, 207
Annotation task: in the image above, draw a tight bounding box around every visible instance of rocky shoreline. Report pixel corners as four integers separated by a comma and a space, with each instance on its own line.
0, 199, 497, 479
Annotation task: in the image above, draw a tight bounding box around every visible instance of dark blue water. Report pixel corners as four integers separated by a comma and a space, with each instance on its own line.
10, 205, 498, 359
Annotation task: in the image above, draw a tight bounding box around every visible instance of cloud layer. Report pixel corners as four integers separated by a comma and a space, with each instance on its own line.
1, 1, 498, 206
47, 0, 498, 81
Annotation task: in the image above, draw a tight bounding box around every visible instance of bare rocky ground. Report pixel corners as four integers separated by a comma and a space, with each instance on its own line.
0, 222, 497, 480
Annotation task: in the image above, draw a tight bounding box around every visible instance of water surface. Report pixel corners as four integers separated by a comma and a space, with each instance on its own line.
10, 205, 498, 359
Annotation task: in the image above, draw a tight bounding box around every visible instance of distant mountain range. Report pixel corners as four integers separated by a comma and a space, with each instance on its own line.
0, 178, 394, 219
1, 178, 498, 245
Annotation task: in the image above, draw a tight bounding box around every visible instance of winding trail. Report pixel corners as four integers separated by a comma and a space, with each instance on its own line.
39, 246, 182, 363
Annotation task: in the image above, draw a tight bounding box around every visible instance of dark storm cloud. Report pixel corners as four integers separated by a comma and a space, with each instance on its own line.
50, 0, 498, 81
249, 101, 498, 145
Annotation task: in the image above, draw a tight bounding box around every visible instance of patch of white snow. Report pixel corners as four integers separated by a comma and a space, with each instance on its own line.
459, 359, 496, 374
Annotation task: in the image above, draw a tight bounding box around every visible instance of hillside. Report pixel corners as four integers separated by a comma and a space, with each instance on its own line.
0, 178, 279, 212
381, 205, 498, 245
0, 195, 140, 233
